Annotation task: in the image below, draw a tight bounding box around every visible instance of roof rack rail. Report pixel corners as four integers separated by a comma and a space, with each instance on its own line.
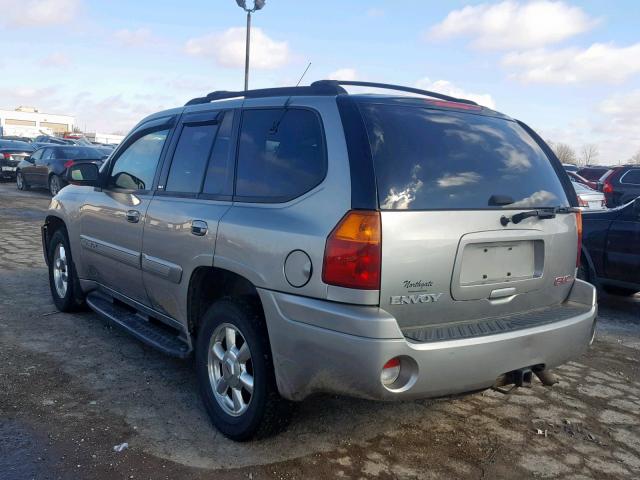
185, 83, 347, 106
310, 80, 479, 106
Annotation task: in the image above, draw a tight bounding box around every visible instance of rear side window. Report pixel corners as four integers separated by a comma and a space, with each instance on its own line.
235, 108, 326, 201
620, 169, 640, 185
166, 123, 219, 193
359, 104, 569, 210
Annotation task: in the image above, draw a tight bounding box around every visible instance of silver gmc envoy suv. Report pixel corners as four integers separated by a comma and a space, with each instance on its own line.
42, 80, 597, 440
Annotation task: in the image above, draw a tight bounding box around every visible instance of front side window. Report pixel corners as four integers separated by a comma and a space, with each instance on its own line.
166, 123, 219, 193
109, 129, 169, 190
235, 108, 325, 201
359, 104, 570, 210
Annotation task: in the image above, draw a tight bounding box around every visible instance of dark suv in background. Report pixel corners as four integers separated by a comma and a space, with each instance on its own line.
600, 166, 640, 207
16, 145, 107, 195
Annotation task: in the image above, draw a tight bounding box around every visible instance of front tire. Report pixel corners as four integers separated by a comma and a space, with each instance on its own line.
16, 171, 30, 190
195, 299, 291, 441
47, 229, 85, 311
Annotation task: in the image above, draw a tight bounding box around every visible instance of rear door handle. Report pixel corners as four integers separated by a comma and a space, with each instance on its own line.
126, 210, 140, 223
191, 220, 208, 236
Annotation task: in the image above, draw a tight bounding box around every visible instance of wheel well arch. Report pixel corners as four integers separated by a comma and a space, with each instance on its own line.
187, 267, 265, 338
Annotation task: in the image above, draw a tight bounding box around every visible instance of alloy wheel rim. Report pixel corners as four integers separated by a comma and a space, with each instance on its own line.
17, 173, 23, 189
51, 176, 60, 195
207, 323, 254, 417
52, 243, 68, 298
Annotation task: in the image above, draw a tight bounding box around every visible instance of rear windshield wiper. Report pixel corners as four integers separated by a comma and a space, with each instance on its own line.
500, 206, 578, 226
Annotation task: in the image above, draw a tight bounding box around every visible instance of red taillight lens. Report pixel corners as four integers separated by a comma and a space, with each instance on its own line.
2, 153, 10, 159
63, 160, 75, 169
602, 179, 613, 194
322, 210, 381, 290
575, 210, 583, 268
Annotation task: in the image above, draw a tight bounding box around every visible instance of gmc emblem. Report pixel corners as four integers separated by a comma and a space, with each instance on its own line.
554, 275, 574, 286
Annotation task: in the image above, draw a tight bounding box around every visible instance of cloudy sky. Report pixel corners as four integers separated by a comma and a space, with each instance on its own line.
0, 0, 638, 164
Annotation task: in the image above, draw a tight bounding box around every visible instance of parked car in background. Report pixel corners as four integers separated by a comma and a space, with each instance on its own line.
0, 140, 35, 181
16, 145, 107, 195
580, 197, 640, 296
41, 80, 596, 440
33, 135, 77, 147
1, 135, 32, 143
563, 164, 579, 173
567, 171, 597, 190
600, 165, 640, 208
577, 166, 610, 183
572, 180, 606, 210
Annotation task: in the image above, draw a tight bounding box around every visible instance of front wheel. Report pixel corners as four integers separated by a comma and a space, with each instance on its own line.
195, 299, 291, 441
47, 229, 85, 311
16, 171, 30, 190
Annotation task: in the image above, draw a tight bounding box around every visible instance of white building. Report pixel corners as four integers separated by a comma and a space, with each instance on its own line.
85, 132, 125, 145
0, 106, 75, 138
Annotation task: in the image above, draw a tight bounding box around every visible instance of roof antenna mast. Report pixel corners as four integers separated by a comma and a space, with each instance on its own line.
296, 62, 312, 87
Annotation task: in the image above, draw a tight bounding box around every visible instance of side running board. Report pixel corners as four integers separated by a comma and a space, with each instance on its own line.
86, 293, 191, 359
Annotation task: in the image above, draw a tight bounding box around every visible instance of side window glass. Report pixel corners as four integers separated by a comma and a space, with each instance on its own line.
165, 122, 218, 193
622, 170, 640, 185
31, 150, 43, 162
109, 129, 169, 191
41, 149, 53, 162
203, 111, 235, 195
235, 108, 325, 201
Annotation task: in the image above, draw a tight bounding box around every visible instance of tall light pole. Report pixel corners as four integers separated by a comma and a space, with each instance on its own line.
235, 0, 266, 91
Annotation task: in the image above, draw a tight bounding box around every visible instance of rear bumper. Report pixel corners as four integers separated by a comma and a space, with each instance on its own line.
259, 279, 597, 401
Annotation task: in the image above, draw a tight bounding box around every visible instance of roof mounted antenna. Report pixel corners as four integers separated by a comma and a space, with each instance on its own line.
296, 62, 312, 87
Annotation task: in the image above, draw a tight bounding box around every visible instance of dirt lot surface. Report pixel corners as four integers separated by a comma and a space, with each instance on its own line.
1, 182, 639, 480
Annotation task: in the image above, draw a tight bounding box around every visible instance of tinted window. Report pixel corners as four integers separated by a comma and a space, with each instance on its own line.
52, 147, 104, 159
109, 130, 169, 190
31, 149, 43, 161
166, 123, 218, 193
359, 104, 569, 210
235, 108, 325, 201
578, 167, 609, 181
203, 111, 235, 195
621, 169, 640, 185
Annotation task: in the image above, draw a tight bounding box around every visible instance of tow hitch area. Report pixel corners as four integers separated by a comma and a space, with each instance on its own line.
492, 366, 558, 394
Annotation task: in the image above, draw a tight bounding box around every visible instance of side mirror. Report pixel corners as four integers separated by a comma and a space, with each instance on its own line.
66, 163, 100, 187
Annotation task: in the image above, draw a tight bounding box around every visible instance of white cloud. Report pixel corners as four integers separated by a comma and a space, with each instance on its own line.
503, 42, 640, 84
0, 0, 81, 27
428, 1, 595, 50
415, 78, 496, 109
40, 52, 71, 68
185, 27, 290, 70
113, 28, 157, 48
327, 68, 358, 81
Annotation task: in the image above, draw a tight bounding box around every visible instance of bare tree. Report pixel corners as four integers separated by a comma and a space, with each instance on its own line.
628, 150, 640, 165
550, 142, 578, 165
580, 144, 599, 165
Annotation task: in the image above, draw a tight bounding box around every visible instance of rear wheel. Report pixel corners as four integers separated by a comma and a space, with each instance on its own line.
49, 174, 64, 196
195, 298, 291, 441
47, 228, 85, 311
16, 171, 30, 190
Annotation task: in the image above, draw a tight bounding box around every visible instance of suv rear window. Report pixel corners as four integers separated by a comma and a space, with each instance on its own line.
359, 104, 569, 210
620, 169, 640, 185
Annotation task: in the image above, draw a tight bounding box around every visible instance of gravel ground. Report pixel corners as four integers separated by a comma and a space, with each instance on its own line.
0, 182, 639, 480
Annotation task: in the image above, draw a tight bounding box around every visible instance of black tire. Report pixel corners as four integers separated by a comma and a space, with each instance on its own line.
49, 174, 64, 196
47, 228, 86, 312
16, 171, 30, 190
195, 298, 291, 441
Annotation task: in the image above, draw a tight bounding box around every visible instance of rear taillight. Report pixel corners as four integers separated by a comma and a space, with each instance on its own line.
322, 210, 381, 290
2, 153, 10, 159
575, 210, 583, 268
63, 160, 75, 169
602, 179, 613, 194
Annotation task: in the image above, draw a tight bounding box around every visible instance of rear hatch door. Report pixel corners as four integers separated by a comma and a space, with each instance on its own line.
358, 100, 579, 332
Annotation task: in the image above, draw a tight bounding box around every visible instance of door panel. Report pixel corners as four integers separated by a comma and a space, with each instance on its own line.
604, 204, 640, 283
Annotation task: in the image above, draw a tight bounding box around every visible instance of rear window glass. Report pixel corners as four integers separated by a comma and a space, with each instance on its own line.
53, 147, 104, 159
578, 167, 609, 181
360, 104, 569, 210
